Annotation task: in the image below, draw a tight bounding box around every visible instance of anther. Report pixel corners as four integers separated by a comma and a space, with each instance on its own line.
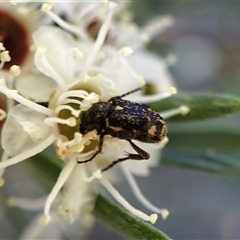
149, 213, 158, 224
122, 47, 133, 57
169, 87, 177, 94
136, 76, 145, 87
108, 2, 117, 9
66, 117, 77, 127
180, 105, 190, 115
75, 51, 84, 60
9, 65, 21, 76
41, 3, 52, 12
92, 170, 102, 179
39, 215, 51, 225
161, 209, 169, 220
0, 51, 11, 62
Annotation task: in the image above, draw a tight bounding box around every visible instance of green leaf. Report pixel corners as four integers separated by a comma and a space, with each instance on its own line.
92, 195, 171, 240
27, 153, 170, 240
161, 116, 240, 176
148, 94, 240, 121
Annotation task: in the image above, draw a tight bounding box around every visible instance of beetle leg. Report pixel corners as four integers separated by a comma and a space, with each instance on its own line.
101, 140, 149, 172
127, 140, 150, 160
77, 133, 105, 164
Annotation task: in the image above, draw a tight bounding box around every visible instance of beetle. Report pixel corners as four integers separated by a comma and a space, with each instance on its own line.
78, 88, 167, 171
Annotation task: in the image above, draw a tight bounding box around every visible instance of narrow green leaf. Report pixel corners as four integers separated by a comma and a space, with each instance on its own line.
161, 117, 240, 176
92, 195, 171, 240
148, 94, 240, 121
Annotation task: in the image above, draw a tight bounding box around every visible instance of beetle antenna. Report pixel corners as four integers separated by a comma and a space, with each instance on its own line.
119, 88, 142, 98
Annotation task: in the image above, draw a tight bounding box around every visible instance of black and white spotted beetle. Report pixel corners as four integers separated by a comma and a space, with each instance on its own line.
78, 88, 167, 171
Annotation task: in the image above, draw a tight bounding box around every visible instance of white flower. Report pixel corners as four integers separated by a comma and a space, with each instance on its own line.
40, 1, 175, 95
0, 2, 53, 74
0, 2, 190, 227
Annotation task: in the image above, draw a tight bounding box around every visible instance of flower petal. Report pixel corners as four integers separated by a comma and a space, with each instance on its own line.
57, 164, 96, 223
129, 50, 174, 92
16, 72, 57, 102
1, 104, 51, 157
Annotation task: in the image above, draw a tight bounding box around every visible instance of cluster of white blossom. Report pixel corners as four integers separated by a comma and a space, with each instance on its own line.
0, 0, 189, 237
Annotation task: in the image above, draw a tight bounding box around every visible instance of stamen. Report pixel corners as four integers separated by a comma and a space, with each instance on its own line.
44, 117, 76, 127
41, 4, 87, 40
41, 3, 52, 12
161, 105, 190, 119
64, 73, 102, 91
80, 4, 115, 77
36, 52, 65, 88
55, 105, 81, 118
0, 83, 52, 116
0, 134, 56, 169
7, 196, 46, 211
41, 156, 76, 224
100, 178, 158, 224
57, 90, 88, 106
56, 132, 83, 149
9, 65, 21, 76
130, 87, 177, 103
0, 51, 11, 62
121, 165, 169, 220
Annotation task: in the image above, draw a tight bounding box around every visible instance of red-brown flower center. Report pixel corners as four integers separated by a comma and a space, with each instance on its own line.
0, 10, 30, 70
